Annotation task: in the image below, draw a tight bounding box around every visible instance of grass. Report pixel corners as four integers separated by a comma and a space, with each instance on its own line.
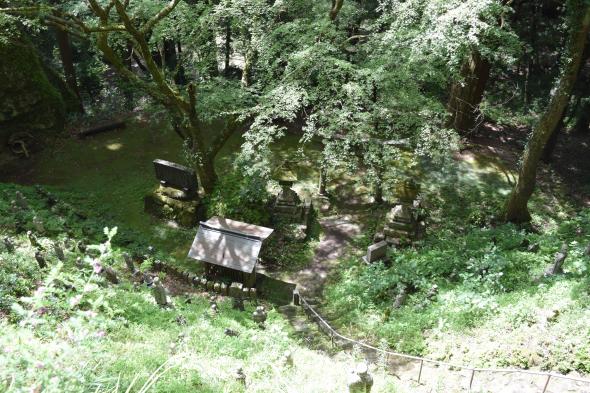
322, 154, 590, 374
0, 183, 402, 393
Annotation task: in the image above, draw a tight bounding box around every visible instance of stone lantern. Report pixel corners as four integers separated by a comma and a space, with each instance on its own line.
382, 179, 425, 246
273, 167, 303, 219
271, 164, 313, 240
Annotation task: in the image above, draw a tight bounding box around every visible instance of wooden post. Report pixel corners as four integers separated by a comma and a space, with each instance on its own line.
542, 375, 551, 393
418, 359, 424, 383
469, 369, 475, 390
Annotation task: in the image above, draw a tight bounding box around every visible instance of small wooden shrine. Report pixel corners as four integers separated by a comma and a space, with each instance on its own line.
187, 217, 273, 287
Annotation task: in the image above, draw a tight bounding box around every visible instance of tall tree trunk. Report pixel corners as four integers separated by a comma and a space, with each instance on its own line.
330, 0, 344, 20
224, 18, 231, 77
54, 26, 83, 113
447, 50, 491, 135
241, 44, 256, 87
503, 4, 590, 223
163, 39, 177, 72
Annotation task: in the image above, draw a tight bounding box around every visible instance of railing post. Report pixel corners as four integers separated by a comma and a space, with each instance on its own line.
542, 375, 551, 393
418, 359, 424, 383
469, 369, 475, 390
331, 331, 334, 347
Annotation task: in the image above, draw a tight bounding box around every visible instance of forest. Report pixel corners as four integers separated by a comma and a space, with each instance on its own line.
1, 0, 590, 392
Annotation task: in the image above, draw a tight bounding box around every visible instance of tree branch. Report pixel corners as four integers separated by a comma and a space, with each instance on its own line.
141, 0, 181, 35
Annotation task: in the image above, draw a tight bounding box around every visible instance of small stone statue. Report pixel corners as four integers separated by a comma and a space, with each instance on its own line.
9, 200, 19, 214
281, 350, 293, 367
75, 256, 84, 269
224, 328, 239, 337
232, 296, 245, 311
32, 216, 45, 234
252, 306, 267, 327
426, 284, 438, 301
35, 250, 47, 269
77, 241, 87, 253
15, 191, 28, 209
175, 315, 187, 326
347, 363, 373, 393
3, 237, 15, 253
27, 231, 40, 248
102, 266, 119, 284
151, 277, 168, 307
53, 242, 65, 261
209, 302, 219, 315
545, 243, 568, 276
235, 367, 246, 386
123, 252, 137, 274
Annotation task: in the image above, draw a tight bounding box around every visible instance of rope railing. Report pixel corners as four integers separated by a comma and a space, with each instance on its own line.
297, 295, 590, 392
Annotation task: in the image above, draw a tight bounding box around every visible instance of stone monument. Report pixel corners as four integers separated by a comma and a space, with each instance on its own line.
144, 159, 204, 227
271, 165, 313, 240
381, 179, 425, 246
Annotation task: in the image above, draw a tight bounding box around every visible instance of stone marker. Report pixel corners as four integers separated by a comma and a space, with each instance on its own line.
214, 282, 221, 293
393, 286, 408, 309
347, 363, 373, 393
220, 283, 228, 295
235, 367, 246, 386
210, 302, 218, 315
527, 243, 540, 253
252, 306, 267, 327
229, 282, 243, 298
27, 231, 40, 248
153, 159, 198, 197
224, 328, 239, 337
362, 241, 388, 264
32, 216, 45, 234
426, 284, 438, 300
151, 277, 168, 307
102, 266, 119, 284
123, 252, 137, 274
232, 296, 245, 311
281, 350, 293, 368
53, 242, 65, 261
249, 287, 257, 299
145, 159, 201, 227
3, 237, 15, 253
35, 250, 47, 269
78, 241, 87, 253
15, 191, 28, 209
545, 243, 568, 276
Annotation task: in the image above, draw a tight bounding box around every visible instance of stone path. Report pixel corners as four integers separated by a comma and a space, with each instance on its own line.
288, 214, 362, 298
277, 213, 590, 393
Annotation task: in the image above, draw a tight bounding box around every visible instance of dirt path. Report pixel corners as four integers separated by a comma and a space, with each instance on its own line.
289, 214, 363, 299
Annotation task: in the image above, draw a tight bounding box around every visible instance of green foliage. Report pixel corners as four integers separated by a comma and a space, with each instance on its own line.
206, 166, 272, 225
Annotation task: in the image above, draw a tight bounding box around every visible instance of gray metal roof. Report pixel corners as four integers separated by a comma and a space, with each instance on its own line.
204, 216, 274, 240
187, 217, 274, 273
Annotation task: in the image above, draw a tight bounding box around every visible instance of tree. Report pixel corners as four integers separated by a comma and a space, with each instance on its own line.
446, 0, 515, 135
503, 0, 590, 223
2, 1, 242, 193
447, 50, 490, 135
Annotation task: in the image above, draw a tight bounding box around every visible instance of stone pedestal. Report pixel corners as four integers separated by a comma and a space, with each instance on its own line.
144, 185, 203, 227
383, 199, 424, 246
272, 181, 313, 240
